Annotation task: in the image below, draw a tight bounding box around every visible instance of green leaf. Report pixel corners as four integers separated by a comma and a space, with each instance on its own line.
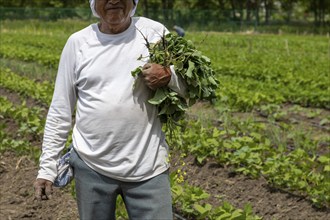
318, 155, 330, 164
231, 209, 243, 219
208, 76, 218, 85
319, 118, 329, 126
193, 203, 212, 215
131, 67, 142, 77
148, 89, 168, 105
219, 213, 232, 220
186, 60, 195, 78
174, 61, 184, 70
324, 165, 330, 172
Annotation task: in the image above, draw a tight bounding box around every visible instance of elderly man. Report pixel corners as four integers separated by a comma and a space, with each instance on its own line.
33, 0, 186, 219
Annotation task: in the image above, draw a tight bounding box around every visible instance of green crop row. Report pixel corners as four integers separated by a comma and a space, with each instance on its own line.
170, 172, 262, 220
1, 23, 329, 111
0, 96, 45, 143
188, 33, 330, 110
216, 67, 329, 111
0, 42, 60, 68
168, 119, 330, 208
0, 20, 79, 69
0, 68, 53, 105
1, 32, 66, 51
0, 124, 40, 159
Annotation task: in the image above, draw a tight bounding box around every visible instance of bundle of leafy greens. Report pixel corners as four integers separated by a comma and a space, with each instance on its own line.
132, 32, 219, 130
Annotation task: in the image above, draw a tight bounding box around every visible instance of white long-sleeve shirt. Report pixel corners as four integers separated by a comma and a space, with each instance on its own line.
37, 17, 186, 182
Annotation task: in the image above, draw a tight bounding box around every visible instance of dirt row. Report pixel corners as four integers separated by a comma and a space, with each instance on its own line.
0, 151, 79, 220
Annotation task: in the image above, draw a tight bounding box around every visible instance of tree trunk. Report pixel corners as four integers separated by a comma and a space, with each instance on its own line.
230, 0, 239, 21
162, 0, 168, 21
264, 0, 273, 24
217, 0, 227, 19
255, 0, 260, 25
312, 0, 319, 25
238, 0, 244, 24
320, 0, 325, 26
19, 0, 26, 7
142, 0, 149, 18
246, 0, 252, 22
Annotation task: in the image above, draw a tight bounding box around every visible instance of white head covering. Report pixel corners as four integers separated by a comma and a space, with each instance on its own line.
89, 0, 139, 18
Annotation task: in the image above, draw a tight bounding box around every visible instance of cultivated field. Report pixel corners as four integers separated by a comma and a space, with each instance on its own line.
0, 19, 329, 219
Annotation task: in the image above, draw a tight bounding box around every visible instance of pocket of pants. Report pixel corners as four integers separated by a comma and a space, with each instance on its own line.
69, 147, 76, 167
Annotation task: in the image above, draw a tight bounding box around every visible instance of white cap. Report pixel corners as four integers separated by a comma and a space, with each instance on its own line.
89, 0, 139, 18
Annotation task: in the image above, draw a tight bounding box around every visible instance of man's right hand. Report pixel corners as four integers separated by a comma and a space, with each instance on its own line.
34, 178, 53, 200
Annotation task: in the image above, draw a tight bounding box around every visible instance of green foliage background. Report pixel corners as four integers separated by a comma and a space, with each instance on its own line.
0, 0, 329, 30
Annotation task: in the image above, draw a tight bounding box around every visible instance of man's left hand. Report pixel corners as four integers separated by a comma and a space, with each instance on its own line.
141, 63, 171, 90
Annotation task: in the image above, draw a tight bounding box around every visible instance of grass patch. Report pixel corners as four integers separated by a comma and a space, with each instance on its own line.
0, 58, 57, 82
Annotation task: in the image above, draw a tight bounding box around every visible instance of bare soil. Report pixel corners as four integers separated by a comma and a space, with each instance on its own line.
0, 151, 79, 220
1, 88, 330, 220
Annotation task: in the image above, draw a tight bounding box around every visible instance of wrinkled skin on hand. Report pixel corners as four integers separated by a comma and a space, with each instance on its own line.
141, 63, 171, 90
34, 178, 53, 201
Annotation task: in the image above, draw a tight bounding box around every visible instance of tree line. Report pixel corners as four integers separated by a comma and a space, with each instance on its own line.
0, 0, 329, 26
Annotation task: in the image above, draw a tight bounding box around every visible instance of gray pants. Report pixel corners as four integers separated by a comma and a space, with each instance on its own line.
70, 149, 173, 220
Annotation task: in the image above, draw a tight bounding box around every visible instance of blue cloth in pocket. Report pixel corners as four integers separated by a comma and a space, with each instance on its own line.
53, 147, 74, 187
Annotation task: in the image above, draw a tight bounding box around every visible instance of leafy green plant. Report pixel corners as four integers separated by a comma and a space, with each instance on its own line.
169, 118, 330, 208
170, 172, 261, 219
0, 68, 53, 105
132, 32, 219, 130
